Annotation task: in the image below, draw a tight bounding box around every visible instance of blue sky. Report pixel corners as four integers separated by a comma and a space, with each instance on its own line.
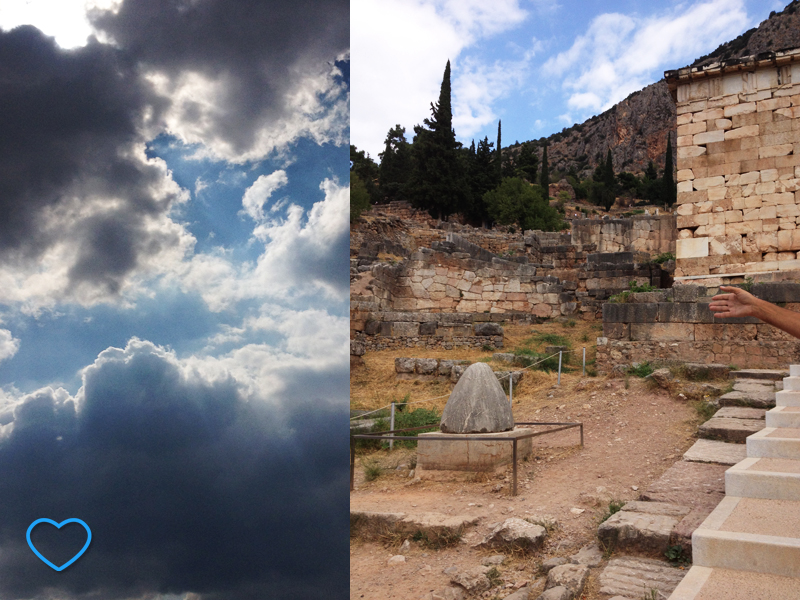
0, 1, 349, 598
352, 0, 785, 161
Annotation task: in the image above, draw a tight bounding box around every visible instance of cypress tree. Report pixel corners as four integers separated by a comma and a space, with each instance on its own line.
540, 142, 549, 196
662, 135, 676, 206
407, 60, 468, 218
602, 149, 616, 211
378, 124, 412, 202
495, 120, 502, 184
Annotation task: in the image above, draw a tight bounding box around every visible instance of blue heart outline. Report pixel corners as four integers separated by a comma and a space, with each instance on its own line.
26, 518, 92, 571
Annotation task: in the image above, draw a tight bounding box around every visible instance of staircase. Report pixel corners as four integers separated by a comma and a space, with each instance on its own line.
669, 365, 800, 599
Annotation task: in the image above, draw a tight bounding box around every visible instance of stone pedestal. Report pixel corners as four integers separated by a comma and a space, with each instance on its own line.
415, 427, 533, 478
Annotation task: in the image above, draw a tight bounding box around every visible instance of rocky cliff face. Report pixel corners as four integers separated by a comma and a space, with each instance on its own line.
508, 0, 800, 178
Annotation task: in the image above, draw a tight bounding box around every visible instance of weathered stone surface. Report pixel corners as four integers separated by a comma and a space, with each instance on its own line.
395, 357, 415, 373
682, 439, 748, 465
717, 390, 775, 409
619, 501, 690, 517
451, 566, 491, 593
493, 353, 516, 363
535, 587, 570, 600
540, 557, 568, 572
598, 556, 686, 599
545, 564, 589, 597
569, 543, 603, 567
387, 555, 405, 565
477, 518, 546, 553
730, 369, 788, 381
350, 339, 366, 356
416, 358, 439, 375
474, 322, 503, 336
597, 510, 680, 556
714, 406, 766, 420
698, 416, 764, 443
502, 587, 530, 600
481, 554, 506, 566
640, 461, 727, 508
440, 363, 514, 434
421, 586, 465, 600
648, 368, 673, 389
683, 363, 729, 380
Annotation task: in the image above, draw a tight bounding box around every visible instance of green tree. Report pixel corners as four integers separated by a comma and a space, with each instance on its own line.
494, 120, 503, 183
540, 142, 550, 196
662, 135, 676, 206
407, 60, 468, 218
350, 145, 380, 204
483, 177, 565, 232
465, 137, 495, 225
350, 173, 371, 222
378, 124, 412, 202
515, 142, 539, 182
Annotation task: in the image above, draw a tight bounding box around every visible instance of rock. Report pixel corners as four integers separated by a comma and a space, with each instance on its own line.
569, 543, 603, 567
477, 518, 547, 553
682, 439, 747, 465
421, 586, 466, 600
481, 554, 506, 566
395, 357, 416, 374
598, 509, 680, 557
399, 539, 411, 554
350, 339, 366, 356
598, 556, 686, 598
698, 416, 764, 443
451, 566, 491, 593
648, 368, 672, 389
387, 555, 406, 565
416, 358, 439, 375
493, 353, 516, 363
440, 363, 514, 433
684, 363, 729, 380
502, 588, 530, 600
450, 365, 466, 383
443, 565, 459, 575
535, 587, 571, 600
546, 564, 589, 597
474, 322, 503, 336
540, 557, 568, 572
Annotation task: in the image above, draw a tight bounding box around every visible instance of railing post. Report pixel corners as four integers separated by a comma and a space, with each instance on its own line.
583, 347, 586, 377
557, 351, 562, 386
580, 423, 584, 447
512, 438, 518, 496
389, 402, 395, 451
509, 373, 513, 404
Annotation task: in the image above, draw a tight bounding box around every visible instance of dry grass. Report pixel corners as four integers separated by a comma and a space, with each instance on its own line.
350, 320, 602, 413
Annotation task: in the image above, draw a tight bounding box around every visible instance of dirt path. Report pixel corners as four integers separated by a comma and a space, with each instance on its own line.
351, 376, 700, 600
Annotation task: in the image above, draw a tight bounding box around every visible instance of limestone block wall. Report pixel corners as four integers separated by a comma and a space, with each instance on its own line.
570, 215, 676, 255
596, 282, 800, 371
666, 48, 800, 279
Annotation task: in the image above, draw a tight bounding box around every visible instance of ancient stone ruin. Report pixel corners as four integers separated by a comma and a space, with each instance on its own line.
439, 362, 513, 433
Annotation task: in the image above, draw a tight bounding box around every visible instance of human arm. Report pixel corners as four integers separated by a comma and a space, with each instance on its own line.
709, 285, 800, 339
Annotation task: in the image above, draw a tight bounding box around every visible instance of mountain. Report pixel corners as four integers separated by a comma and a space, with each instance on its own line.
508, 0, 800, 179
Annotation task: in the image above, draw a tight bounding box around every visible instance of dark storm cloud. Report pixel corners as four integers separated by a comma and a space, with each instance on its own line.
0, 26, 182, 295
0, 341, 348, 599
90, 0, 350, 160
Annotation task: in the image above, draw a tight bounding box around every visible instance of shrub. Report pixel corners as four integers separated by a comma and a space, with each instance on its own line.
628, 362, 654, 378
600, 500, 625, 523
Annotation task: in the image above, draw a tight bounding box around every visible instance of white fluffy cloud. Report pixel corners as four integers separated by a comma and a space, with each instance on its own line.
241, 170, 289, 222
542, 0, 751, 116
0, 330, 20, 364
180, 178, 349, 309
352, 0, 527, 159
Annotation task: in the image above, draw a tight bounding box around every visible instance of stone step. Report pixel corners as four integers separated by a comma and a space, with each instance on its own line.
713, 406, 765, 420
598, 556, 686, 599
716, 389, 775, 409
597, 502, 690, 558
692, 496, 800, 578
682, 439, 747, 465
349, 510, 479, 540
697, 417, 764, 443
747, 427, 800, 460
668, 566, 800, 600
726, 457, 800, 501
729, 369, 789, 381
766, 406, 800, 428
775, 389, 800, 407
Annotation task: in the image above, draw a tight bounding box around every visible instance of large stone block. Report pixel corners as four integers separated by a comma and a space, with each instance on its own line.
630, 323, 695, 341
416, 427, 533, 472
602, 303, 658, 323
658, 302, 715, 324
676, 237, 709, 259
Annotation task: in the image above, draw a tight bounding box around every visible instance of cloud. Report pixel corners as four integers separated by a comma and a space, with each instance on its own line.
0, 330, 20, 364
181, 178, 350, 309
351, 0, 527, 158
0, 338, 348, 599
0, 27, 195, 312
89, 0, 349, 163
241, 171, 289, 223
542, 0, 751, 116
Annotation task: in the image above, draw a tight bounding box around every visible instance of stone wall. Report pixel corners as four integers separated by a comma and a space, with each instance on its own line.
666, 48, 800, 280
570, 215, 676, 255
596, 281, 800, 371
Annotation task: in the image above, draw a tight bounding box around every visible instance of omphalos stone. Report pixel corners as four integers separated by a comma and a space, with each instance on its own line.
440, 362, 513, 433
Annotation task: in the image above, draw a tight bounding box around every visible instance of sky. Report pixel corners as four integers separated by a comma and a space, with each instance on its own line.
0, 1, 349, 599
352, 0, 787, 162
